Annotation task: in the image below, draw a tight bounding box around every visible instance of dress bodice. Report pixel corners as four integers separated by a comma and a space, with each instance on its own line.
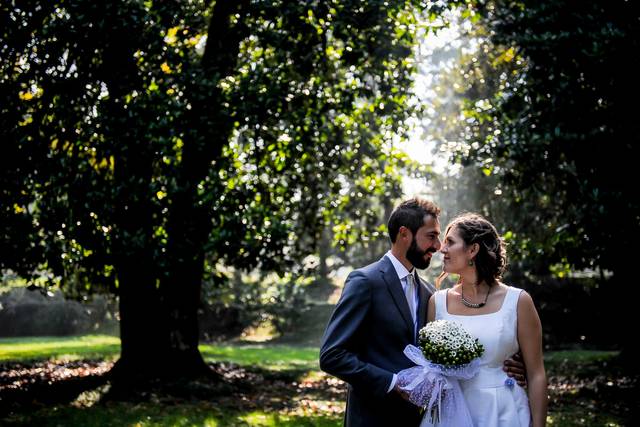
425, 286, 531, 427
435, 286, 521, 372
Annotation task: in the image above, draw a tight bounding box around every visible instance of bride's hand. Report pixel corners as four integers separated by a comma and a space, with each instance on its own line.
503, 351, 527, 387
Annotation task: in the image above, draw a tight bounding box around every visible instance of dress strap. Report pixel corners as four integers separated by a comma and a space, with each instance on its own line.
508, 286, 524, 307
434, 289, 447, 320
502, 286, 523, 325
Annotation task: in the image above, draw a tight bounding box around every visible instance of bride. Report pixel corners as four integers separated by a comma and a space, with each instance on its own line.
422, 213, 547, 427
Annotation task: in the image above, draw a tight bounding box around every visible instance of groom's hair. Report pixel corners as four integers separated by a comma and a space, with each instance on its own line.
387, 198, 441, 243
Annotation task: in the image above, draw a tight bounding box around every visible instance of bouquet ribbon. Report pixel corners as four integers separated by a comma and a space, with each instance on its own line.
397, 344, 481, 427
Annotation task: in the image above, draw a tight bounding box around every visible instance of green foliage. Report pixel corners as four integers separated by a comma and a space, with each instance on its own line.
0, 1, 430, 363
0, 1, 422, 291
425, 1, 640, 281
0, 287, 119, 337
201, 265, 312, 338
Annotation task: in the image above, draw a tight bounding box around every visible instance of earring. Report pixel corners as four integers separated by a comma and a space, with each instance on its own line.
468, 259, 474, 266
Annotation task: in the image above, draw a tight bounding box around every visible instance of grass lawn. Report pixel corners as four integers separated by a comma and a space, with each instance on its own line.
0, 335, 121, 361
199, 343, 319, 371
0, 335, 319, 370
0, 335, 341, 426
3, 402, 342, 426
0, 335, 634, 426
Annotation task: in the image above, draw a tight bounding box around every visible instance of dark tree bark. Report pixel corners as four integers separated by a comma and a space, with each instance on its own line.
98, 5, 168, 382
109, 0, 250, 383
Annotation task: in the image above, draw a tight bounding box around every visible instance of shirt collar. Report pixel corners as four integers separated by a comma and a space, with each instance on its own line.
385, 250, 415, 281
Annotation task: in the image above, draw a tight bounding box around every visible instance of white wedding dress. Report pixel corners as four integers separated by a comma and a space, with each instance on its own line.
420, 286, 531, 427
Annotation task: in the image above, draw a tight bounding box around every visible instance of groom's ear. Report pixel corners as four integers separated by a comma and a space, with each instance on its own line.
399, 226, 412, 241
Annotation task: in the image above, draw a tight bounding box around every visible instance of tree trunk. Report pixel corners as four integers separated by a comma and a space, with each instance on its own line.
101, 18, 184, 384
107, 0, 250, 386
318, 225, 330, 282
112, 263, 166, 381
614, 262, 635, 368
111, 256, 212, 383
160, 192, 213, 379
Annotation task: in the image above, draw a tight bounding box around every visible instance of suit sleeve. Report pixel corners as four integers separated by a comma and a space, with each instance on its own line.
319, 270, 394, 398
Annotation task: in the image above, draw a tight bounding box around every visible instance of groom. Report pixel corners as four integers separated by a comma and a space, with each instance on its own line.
320, 197, 441, 426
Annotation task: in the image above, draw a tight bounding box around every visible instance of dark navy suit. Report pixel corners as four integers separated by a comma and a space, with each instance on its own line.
319, 255, 433, 427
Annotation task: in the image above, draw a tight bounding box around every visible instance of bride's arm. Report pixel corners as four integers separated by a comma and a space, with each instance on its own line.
517, 291, 548, 427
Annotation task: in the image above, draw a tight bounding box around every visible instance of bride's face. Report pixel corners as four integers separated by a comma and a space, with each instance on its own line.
440, 226, 472, 274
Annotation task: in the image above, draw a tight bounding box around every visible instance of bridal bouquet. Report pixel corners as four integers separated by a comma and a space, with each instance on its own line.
397, 320, 484, 427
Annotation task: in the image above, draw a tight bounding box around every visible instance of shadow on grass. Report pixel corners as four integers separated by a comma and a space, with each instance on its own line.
545, 351, 639, 426
0, 360, 112, 416
1, 360, 346, 426
2, 401, 343, 426
2, 339, 637, 426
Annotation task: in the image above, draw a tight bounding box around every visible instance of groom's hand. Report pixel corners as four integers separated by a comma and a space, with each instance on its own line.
503, 351, 527, 387
393, 384, 413, 403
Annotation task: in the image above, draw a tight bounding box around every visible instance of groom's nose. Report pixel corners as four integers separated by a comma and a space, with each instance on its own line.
433, 238, 442, 250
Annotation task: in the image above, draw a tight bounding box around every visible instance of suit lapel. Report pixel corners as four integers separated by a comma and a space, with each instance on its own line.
380, 257, 414, 334
416, 274, 434, 333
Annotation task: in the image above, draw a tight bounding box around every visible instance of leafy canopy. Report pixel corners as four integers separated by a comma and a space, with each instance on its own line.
1, 1, 427, 293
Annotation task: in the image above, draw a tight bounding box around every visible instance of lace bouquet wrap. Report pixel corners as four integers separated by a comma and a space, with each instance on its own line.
397, 320, 484, 427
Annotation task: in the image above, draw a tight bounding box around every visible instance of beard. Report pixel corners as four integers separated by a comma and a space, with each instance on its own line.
406, 237, 434, 270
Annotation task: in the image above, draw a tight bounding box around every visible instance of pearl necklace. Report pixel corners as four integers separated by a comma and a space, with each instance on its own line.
460, 284, 491, 308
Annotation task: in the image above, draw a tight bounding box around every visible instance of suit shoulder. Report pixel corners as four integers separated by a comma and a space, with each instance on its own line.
354, 257, 387, 276
344, 258, 386, 287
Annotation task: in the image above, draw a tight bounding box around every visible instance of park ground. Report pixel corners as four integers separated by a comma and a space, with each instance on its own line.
0, 303, 637, 426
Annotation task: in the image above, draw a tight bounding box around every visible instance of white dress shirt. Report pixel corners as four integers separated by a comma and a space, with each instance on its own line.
384, 250, 419, 393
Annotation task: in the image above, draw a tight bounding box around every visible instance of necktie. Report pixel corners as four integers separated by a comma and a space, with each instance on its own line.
405, 272, 417, 323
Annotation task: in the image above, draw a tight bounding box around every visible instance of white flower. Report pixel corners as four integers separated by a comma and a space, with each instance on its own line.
418, 319, 484, 366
